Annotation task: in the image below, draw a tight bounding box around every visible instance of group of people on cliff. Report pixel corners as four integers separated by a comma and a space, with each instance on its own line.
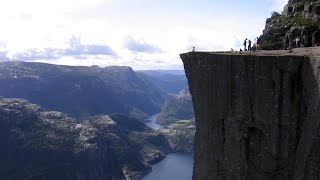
242, 37, 260, 51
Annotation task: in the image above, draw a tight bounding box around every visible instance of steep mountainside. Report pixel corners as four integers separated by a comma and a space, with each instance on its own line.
181, 49, 320, 180
159, 120, 195, 152
138, 70, 187, 94
260, 0, 320, 49
0, 97, 170, 180
157, 88, 194, 125
0, 62, 165, 119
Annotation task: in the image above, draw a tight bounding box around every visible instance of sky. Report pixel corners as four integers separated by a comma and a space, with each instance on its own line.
0, 0, 287, 70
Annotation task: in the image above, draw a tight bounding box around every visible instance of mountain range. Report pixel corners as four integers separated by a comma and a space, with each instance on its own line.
0, 62, 165, 119
138, 70, 187, 94
0, 97, 170, 179
0, 61, 194, 179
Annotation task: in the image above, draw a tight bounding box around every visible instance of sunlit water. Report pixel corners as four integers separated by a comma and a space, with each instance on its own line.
142, 114, 193, 180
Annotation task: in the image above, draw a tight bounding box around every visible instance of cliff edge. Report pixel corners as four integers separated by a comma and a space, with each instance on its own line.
181, 47, 320, 180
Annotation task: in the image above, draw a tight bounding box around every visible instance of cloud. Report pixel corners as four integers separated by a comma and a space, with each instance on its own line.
65, 36, 115, 56
0, 52, 9, 61
0, 42, 10, 61
0, 0, 286, 69
0, 0, 110, 15
125, 36, 161, 53
10, 36, 116, 61
12, 48, 61, 61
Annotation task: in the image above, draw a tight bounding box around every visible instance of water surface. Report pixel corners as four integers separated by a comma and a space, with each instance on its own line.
143, 114, 193, 180
144, 113, 163, 130
142, 153, 193, 180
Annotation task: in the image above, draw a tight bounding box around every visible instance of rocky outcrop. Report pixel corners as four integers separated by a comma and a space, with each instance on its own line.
284, 0, 320, 21
181, 48, 320, 180
159, 121, 195, 152
0, 98, 170, 179
261, 0, 320, 49
157, 88, 194, 125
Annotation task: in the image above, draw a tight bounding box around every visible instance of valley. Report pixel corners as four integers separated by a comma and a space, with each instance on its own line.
0, 62, 195, 179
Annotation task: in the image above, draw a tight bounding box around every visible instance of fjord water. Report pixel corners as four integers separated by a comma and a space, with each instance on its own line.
144, 114, 164, 130
143, 114, 193, 180
142, 153, 193, 180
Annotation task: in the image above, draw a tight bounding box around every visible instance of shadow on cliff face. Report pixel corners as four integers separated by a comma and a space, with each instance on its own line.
181, 52, 320, 180
298, 58, 320, 180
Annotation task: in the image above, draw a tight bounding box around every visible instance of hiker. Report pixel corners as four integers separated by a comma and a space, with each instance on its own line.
295, 36, 300, 48
192, 47, 195, 52
243, 38, 247, 51
248, 40, 252, 50
256, 37, 261, 50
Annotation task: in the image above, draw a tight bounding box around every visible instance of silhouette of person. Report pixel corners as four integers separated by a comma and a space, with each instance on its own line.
243, 38, 247, 51
192, 47, 195, 52
256, 37, 261, 50
248, 40, 252, 50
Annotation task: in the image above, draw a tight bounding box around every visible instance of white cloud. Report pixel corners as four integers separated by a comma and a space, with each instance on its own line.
0, 0, 287, 69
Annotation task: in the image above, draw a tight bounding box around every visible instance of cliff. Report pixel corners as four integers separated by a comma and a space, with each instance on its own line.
181, 47, 320, 180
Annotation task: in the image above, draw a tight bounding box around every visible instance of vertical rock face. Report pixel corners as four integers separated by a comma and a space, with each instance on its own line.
181, 51, 320, 180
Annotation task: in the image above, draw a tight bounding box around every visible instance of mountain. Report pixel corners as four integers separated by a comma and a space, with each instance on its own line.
0, 62, 165, 119
0, 97, 170, 179
260, 0, 320, 49
139, 70, 185, 77
138, 70, 187, 94
157, 88, 194, 125
159, 120, 195, 152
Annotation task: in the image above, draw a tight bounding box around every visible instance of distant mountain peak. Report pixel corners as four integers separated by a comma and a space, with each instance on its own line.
177, 88, 192, 101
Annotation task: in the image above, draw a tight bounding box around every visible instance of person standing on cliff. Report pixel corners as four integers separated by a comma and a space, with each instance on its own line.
243, 38, 247, 51
248, 40, 252, 50
256, 37, 261, 50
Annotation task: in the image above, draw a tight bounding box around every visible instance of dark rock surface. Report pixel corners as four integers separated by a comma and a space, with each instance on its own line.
0, 97, 170, 180
0, 61, 165, 119
181, 49, 320, 180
